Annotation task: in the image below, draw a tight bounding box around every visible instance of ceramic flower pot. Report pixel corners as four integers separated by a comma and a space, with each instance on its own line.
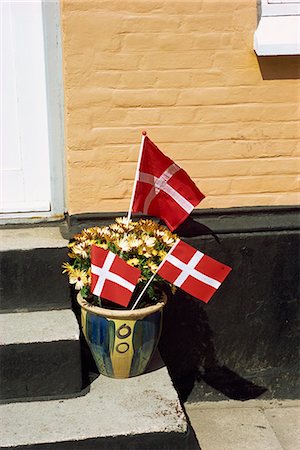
77, 292, 166, 378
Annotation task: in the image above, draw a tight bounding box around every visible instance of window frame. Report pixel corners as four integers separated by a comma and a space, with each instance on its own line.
254, 0, 300, 55
261, 0, 300, 17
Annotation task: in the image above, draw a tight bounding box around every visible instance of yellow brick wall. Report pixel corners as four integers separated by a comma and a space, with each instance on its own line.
61, 0, 300, 215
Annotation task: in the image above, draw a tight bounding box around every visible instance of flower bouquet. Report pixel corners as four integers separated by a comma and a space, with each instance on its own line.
63, 217, 177, 310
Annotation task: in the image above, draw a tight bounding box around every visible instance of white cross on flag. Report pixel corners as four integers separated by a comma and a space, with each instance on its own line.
158, 240, 232, 303
90, 245, 141, 307
132, 136, 205, 231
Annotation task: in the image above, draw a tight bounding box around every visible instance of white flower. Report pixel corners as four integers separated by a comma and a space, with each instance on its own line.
117, 237, 131, 252
71, 242, 90, 259
97, 226, 111, 237
110, 223, 124, 233
115, 217, 135, 231
128, 237, 143, 248
142, 235, 156, 247
69, 269, 88, 290
162, 234, 175, 246
115, 217, 129, 226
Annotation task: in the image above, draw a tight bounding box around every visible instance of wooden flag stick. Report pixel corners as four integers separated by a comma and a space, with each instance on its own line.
126, 131, 147, 226
131, 271, 156, 310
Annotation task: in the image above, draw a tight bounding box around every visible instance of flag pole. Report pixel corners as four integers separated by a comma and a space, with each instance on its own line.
126, 131, 147, 226
131, 239, 180, 310
131, 272, 157, 310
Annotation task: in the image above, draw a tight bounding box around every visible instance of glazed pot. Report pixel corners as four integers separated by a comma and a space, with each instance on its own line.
77, 292, 166, 378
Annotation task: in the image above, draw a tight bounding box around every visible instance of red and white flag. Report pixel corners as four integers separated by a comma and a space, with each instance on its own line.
157, 240, 232, 303
90, 245, 141, 307
132, 136, 205, 231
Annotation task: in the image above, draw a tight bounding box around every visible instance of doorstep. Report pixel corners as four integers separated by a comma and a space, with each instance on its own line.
0, 226, 70, 312
0, 309, 82, 401
0, 226, 68, 252
0, 360, 198, 450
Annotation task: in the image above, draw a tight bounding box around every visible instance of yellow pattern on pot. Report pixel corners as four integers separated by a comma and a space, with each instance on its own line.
110, 319, 134, 378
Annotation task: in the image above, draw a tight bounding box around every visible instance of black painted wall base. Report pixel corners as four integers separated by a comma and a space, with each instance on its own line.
159, 229, 299, 402
68, 206, 300, 401
0, 248, 70, 312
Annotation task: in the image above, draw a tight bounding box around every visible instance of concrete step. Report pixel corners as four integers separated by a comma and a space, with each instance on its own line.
0, 355, 199, 450
0, 309, 82, 401
0, 226, 70, 312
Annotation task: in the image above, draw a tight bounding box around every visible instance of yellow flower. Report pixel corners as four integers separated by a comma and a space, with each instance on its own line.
109, 232, 120, 241
69, 269, 88, 290
81, 228, 97, 240
158, 250, 167, 259
140, 219, 157, 233
127, 258, 140, 267
138, 247, 152, 258
62, 262, 73, 274
152, 249, 158, 256
96, 242, 108, 250
72, 234, 83, 242
162, 233, 175, 246
147, 261, 158, 273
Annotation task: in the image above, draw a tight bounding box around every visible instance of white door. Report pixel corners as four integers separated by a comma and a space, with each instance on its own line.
1, 0, 51, 215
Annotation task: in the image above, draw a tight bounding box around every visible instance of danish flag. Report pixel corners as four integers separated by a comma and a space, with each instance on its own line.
158, 240, 232, 303
132, 136, 205, 231
90, 245, 141, 307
